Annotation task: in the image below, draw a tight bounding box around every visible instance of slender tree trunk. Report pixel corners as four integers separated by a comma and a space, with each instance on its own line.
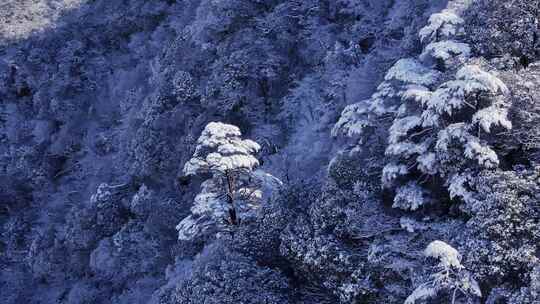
226, 172, 238, 225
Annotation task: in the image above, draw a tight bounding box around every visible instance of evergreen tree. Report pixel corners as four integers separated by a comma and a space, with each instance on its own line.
176, 122, 281, 241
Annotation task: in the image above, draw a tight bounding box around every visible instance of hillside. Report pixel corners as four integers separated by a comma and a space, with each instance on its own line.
1, 1, 539, 303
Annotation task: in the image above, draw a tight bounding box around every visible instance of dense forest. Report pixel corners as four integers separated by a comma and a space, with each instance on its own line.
1, 0, 539, 303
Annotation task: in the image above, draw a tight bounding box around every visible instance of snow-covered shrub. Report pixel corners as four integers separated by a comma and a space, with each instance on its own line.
65, 183, 129, 252
128, 184, 154, 218
26, 228, 70, 281
392, 182, 432, 211
328, 151, 374, 190
465, 0, 540, 65
170, 242, 291, 304
171, 71, 198, 103
278, 182, 410, 303
459, 168, 540, 292
333, 57, 442, 142
497, 63, 540, 164
280, 215, 357, 299
89, 221, 163, 285
5, 0, 538, 303
419, 40, 470, 68
232, 179, 316, 266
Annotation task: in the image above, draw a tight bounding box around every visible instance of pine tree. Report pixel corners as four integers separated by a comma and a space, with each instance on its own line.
176, 122, 281, 241
334, 0, 512, 210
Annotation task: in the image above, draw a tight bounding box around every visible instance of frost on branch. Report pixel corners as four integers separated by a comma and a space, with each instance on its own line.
381, 163, 409, 188
384, 59, 441, 87
472, 105, 511, 133
435, 123, 500, 169
392, 182, 432, 211
455, 65, 508, 95
177, 122, 281, 241
388, 115, 422, 144
420, 40, 471, 66
405, 241, 481, 304
446, 172, 478, 206
423, 65, 509, 120
418, 9, 464, 44
332, 102, 372, 139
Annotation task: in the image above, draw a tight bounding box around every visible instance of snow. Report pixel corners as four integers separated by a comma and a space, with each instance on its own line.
183, 158, 208, 176
433, 125, 497, 167
332, 102, 372, 138
205, 152, 260, 173
237, 188, 263, 205
176, 180, 228, 241
420, 109, 441, 128
434, 123, 463, 151
333, 58, 440, 140
400, 217, 426, 233
472, 105, 512, 133
178, 122, 281, 241
190, 181, 227, 216
419, 9, 464, 43
386, 141, 428, 158
382, 163, 409, 187
406, 238, 480, 303
0, 0, 85, 43
420, 40, 471, 63
183, 122, 261, 175
217, 140, 260, 156
384, 58, 441, 86
456, 65, 509, 95
426, 85, 466, 115
464, 140, 499, 168
399, 85, 433, 105
176, 216, 210, 241
5, 0, 517, 302
447, 173, 478, 205
424, 240, 463, 269
388, 116, 422, 144
197, 122, 241, 145
417, 152, 437, 175
252, 169, 283, 199
436, 123, 500, 168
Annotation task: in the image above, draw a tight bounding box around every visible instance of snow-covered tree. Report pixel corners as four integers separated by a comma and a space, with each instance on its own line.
334, 0, 512, 211
385, 62, 510, 208
405, 241, 481, 304
176, 122, 281, 241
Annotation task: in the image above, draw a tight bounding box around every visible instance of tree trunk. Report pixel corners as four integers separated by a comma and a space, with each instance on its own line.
226, 172, 238, 225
